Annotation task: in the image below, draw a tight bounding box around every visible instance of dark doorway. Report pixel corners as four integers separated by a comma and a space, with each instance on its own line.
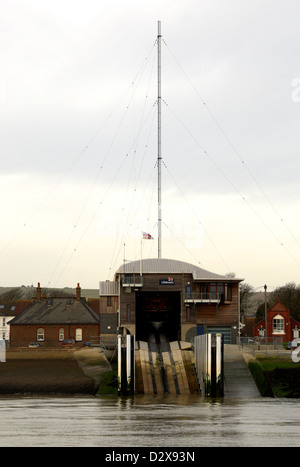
136, 291, 181, 342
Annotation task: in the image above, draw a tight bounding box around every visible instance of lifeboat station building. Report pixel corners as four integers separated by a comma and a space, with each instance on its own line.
99, 258, 243, 345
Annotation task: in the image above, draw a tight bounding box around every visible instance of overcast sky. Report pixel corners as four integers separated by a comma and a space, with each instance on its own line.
1, 0, 300, 291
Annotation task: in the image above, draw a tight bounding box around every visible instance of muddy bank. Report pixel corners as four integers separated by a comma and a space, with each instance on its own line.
264, 367, 300, 398
0, 348, 112, 395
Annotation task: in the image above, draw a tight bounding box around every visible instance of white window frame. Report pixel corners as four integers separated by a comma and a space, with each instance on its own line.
59, 328, 64, 341
75, 328, 82, 341
273, 314, 285, 334
37, 328, 45, 341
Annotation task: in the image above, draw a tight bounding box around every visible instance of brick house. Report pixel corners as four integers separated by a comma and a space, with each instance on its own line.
9, 283, 100, 347
253, 299, 300, 342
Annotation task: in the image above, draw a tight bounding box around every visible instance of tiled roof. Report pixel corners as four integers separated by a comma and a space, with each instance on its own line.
0, 300, 31, 316
116, 258, 243, 282
9, 298, 100, 325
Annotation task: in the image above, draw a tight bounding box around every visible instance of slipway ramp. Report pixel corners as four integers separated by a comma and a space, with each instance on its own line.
223, 345, 261, 398
135, 339, 198, 395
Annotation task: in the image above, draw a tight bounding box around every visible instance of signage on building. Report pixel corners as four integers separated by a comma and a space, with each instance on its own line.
159, 277, 174, 285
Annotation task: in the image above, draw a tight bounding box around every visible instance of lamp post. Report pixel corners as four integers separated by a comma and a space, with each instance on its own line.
264, 284, 268, 344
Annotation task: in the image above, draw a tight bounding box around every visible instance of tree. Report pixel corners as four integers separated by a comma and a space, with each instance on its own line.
256, 301, 270, 322
0, 287, 24, 300
270, 282, 300, 322
240, 282, 255, 318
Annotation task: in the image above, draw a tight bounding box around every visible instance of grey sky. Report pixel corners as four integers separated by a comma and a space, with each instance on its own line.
1, 0, 300, 291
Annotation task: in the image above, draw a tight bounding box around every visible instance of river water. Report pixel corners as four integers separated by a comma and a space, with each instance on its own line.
0, 395, 299, 447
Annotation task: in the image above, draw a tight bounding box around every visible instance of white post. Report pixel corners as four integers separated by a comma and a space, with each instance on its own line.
216, 333, 222, 386
0, 340, 6, 363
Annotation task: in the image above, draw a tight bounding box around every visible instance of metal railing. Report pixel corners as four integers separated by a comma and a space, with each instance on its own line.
237, 336, 285, 356
122, 276, 143, 287
184, 292, 227, 302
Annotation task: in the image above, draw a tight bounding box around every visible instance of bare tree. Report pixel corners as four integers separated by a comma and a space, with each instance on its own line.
240, 282, 255, 318
270, 282, 300, 321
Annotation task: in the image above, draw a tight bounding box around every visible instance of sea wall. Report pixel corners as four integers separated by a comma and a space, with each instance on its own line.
0, 348, 112, 395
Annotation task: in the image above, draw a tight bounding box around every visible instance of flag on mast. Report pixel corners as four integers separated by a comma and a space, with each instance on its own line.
142, 232, 154, 240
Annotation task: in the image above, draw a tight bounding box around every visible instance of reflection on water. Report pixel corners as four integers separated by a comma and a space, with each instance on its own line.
0, 394, 299, 447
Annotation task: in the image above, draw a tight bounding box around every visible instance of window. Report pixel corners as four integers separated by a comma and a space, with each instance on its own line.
224, 284, 232, 301
200, 284, 209, 299
75, 328, 82, 341
186, 306, 191, 322
2, 318, 5, 327
107, 296, 111, 307
210, 283, 217, 299
273, 315, 285, 334
59, 328, 64, 341
186, 285, 192, 299
37, 328, 45, 341
293, 327, 299, 339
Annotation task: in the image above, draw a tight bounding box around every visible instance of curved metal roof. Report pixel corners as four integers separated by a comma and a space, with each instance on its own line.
116, 258, 243, 282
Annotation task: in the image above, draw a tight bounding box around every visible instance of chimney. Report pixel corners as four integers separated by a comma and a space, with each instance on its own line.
76, 283, 81, 301
37, 282, 42, 301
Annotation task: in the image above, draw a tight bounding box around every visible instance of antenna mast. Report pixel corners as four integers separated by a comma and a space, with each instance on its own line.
157, 20, 162, 259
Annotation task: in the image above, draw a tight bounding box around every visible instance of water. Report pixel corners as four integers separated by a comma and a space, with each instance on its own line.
0, 395, 298, 447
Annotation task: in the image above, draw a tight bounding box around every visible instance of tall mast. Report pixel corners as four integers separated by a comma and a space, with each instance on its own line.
157, 20, 162, 259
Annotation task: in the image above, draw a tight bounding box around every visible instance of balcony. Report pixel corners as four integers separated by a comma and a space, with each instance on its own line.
184, 292, 225, 304
122, 276, 144, 288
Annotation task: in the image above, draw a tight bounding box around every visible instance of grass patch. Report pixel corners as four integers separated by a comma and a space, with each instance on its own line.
248, 357, 300, 398
248, 360, 273, 397
256, 357, 300, 371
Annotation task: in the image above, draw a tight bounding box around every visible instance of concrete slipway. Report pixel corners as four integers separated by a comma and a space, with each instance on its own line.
224, 345, 261, 398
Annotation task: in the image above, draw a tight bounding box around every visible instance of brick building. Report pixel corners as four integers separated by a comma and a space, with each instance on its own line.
9, 283, 100, 347
253, 299, 300, 342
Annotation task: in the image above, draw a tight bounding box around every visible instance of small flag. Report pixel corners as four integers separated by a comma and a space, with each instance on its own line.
142, 231, 154, 240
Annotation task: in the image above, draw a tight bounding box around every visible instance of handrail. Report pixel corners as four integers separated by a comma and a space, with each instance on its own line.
122, 276, 144, 286
184, 292, 224, 301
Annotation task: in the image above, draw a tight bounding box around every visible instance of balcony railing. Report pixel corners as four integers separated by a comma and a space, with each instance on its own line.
184, 292, 226, 303
122, 276, 143, 287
